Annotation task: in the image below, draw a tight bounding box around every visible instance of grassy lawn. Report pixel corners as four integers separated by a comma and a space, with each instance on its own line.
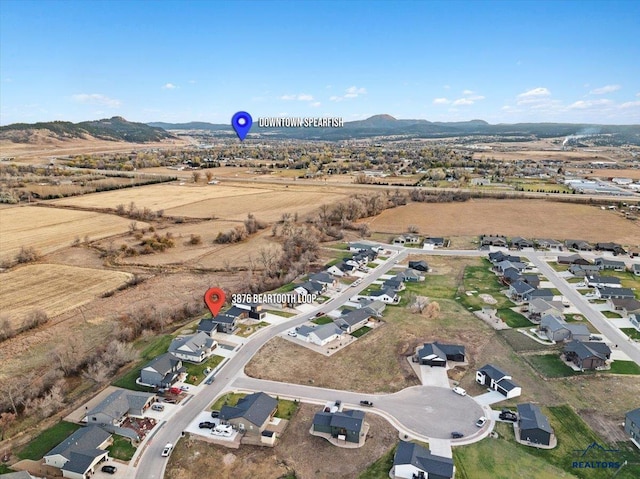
17, 421, 80, 460
210, 392, 297, 419
107, 435, 136, 461
350, 326, 372, 338
112, 335, 174, 391
325, 251, 353, 267
367, 262, 378, 268
549, 288, 562, 295
609, 360, 640, 375
602, 310, 622, 318
272, 282, 297, 293
621, 328, 640, 340
566, 277, 584, 284
525, 354, 580, 378
274, 399, 298, 419
183, 355, 225, 385
498, 330, 556, 352
357, 445, 396, 479
599, 269, 640, 291
548, 261, 569, 272
267, 309, 295, 318
457, 261, 515, 310
312, 316, 333, 325
211, 392, 247, 410
497, 308, 532, 328
139, 334, 174, 361
236, 321, 270, 338
564, 314, 584, 322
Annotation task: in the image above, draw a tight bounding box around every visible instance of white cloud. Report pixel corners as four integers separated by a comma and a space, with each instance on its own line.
72, 93, 121, 108
453, 98, 474, 106
330, 86, 367, 101
433, 98, 450, 105
162, 83, 177, 89
462, 89, 474, 95
280, 93, 314, 101
568, 99, 613, 110
450, 90, 485, 106
590, 84, 621, 95
310, 101, 322, 107
636, 92, 640, 97
516, 87, 551, 105
620, 100, 640, 109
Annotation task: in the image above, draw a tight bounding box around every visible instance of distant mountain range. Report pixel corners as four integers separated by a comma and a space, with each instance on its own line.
2, 115, 638, 145
149, 114, 640, 144
0, 116, 175, 143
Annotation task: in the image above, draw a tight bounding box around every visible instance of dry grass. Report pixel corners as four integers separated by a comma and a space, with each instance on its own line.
192, 231, 283, 269
586, 168, 640, 180
0, 264, 132, 329
364, 199, 640, 244
0, 206, 144, 262
165, 403, 398, 479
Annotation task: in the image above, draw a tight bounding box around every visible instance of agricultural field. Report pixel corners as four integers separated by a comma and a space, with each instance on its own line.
0, 205, 144, 262
364, 199, 640, 244
0, 264, 132, 328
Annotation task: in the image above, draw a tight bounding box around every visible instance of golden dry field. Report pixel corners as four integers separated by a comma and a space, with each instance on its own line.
364, 199, 640, 244
585, 168, 640, 180
0, 264, 132, 328
0, 206, 146, 262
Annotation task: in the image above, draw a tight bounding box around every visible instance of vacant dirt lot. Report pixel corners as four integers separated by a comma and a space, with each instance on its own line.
0, 264, 132, 328
364, 199, 640, 244
165, 403, 398, 479
0, 205, 143, 262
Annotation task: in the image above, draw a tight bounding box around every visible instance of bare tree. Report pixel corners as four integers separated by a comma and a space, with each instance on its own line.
424, 301, 441, 319
205, 171, 214, 183
0, 411, 17, 440
192, 171, 201, 183
407, 224, 419, 234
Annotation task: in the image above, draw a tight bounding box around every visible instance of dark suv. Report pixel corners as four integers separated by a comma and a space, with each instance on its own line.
199, 421, 215, 429
451, 432, 464, 439
101, 465, 117, 474
499, 409, 518, 422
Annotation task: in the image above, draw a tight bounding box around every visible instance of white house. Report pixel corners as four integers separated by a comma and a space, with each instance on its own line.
296, 323, 343, 346
392, 441, 454, 479
44, 426, 112, 479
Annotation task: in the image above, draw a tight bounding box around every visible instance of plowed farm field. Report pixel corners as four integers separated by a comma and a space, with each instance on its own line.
364, 199, 640, 244
0, 264, 132, 328
0, 206, 144, 262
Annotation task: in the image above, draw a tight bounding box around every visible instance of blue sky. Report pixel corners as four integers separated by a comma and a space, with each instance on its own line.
1, 0, 639, 125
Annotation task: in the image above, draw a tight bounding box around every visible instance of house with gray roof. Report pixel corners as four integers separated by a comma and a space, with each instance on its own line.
86, 390, 155, 427
296, 323, 343, 346
496, 260, 527, 273
596, 287, 635, 300
311, 409, 366, 445
220, 392, 278, 439
334, 308, 372, 333
558, 254, 590, 265
624, 407, 640, 446
586, 275, 621, 289
538, 314, 590, 342
357, 299, 386, 316
476, 364, 521, 398
595, 242, 626, 255
309, 272, 337, 288
488, 251, 521, 264
536, 238, 563, 251
44, 426, 112, 479
608, 298, 640, 316
565, 240, 594, 251
139, 352, 184, 388
481, 235, 508, 247
632, 263, 640, 276
527, 288, 554, 302
510, 237, 534, 249
391, 441, 454, 479
424, 237, 445, 247
399, 268, 423, 282
564, 340, 611, 370
168, 332, 217, 363
517, 403, 555, 447
326, 260, 356, 277
383, 277, 405, 292
595, 258, 626, 271
417, 342, 465, 367
369, 287, 399, 304
509, 280, 536, 301
528, 298, 563, 322
408, 260, 429, 272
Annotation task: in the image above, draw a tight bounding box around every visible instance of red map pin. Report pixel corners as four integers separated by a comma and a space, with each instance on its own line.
204, 287, 226, 317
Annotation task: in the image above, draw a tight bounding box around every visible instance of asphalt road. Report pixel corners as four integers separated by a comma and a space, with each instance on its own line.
135, 246, 407, 479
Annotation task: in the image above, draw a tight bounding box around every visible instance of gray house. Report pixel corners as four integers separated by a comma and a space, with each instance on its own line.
586, 275, 621, 288
408, 260, 429, 272
86, 390, 155, 427
168, 332, 217, 363
417, 342, 466, 366
476, 364, 522, 398
309, 272, 337, 288
565, 240, 594, 251
509, 280, 535, 301
311, 409, 365, 444
391, 440, 454, 479
44, 426, 112, 479
140, 353, 184, 388
220, 392, 278, 439
517, 403, 554, 447
539, 314, 590, 342
564, 340, 611, 370
596, 287, 635, 300
594, 258, 626, 271
334, 308, 372, 333
624, 407, 640, 445
526, 288, 555, 302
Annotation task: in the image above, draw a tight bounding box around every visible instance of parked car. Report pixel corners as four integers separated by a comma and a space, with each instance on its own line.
211, 410, 220, 418
101, 465, 117, 474
199, 421, 215, 429
164, 398, 178, 404
204, 376, 215, 385
212, 424, 233, 435
161, 443, 173, 457
475, 416, 488, 428
359, 400, 374, 407
180, 385, 190, 391
451, 432, 464, 439
287, 330, 297, 337
452, 386, 467, 396
499, 410, 518, 422
315, 312, 324, 317
151, 403, 165, 411
169, 387, 181, 395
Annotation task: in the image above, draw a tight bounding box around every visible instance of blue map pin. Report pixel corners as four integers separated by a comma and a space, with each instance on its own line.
231, 111, 253, 141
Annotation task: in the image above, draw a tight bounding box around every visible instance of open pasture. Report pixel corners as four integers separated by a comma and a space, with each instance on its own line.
0, 264, 132, 328
364, 199, 640, 244
0, 206, 143, 262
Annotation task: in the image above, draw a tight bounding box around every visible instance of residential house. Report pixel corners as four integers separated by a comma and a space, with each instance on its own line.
86, 390, 155, 427
417, 342, 466, 367
399, 268, 423, 282
408, 260, 429, 272
296, 323, 343, 346
631, 264, 640, 276
502, 267, 523, 284
565, 240, 594, 251
510, 237, 534, 249
528, 298, 563, 322
309, 272, 338, 289
393, 234, 421, 245
585, 275, 622, 289
220, 392, 278, 440
631, 314, 640, 330
481, 236, 508, 247
44, 426, 112, 479
369, 287, 399, 304
569, 264, 602, 277
168, 332, 217, 363
476, 364, 522, 398
311, 409, 366, 444
383, 276, 405, 292
594, 258, 626, 271
564, 340, 611, 370
326, 260, 356, 277
206, 313, 239, 334
538, 314, 590, 342
517, 403, 554, 447
536, 238, 563, 251
348, 242, 375, 253
358, 299, 386, 316
527, 288, 555, 302
391, 440, 455, 479
558, 254, 591, 265
334, 308, 372, 333
140, 353, 184, 388
424, 237, 445, 248
294, 281, 325, 296
234, 302, 266, 320
488, 251, 521, 264
624, 407, 640, 446
595, 242, 626, 255
496, 260, 527, 273
509, 280, 535, 301
595, 287, 635, 300
608, 298, 640, 317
